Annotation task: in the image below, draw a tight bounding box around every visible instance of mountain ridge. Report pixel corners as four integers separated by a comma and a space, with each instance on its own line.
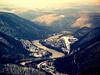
0, 12, 45, 40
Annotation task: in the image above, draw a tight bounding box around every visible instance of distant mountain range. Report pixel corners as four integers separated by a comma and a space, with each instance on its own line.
0, 12, 48, 40
33, 14, 77, 32
0, 12, 100, 40
33, 13, 100, 33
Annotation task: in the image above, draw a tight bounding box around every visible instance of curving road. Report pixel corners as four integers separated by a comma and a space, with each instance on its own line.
32, 40, 65, 58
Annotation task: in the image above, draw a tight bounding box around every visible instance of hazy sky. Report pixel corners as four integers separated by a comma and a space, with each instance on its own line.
0, 0, 100, 10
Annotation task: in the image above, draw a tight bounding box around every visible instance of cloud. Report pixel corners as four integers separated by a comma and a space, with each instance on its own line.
0, 8, 12, 12
0, 7, 31, 14
72, 13, 92, 28
0, 8, 8, 12
10, 8, 31, 14
33, 14, 65, 25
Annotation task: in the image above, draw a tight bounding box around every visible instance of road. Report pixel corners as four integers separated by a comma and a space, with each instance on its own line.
32, 40, 65, 58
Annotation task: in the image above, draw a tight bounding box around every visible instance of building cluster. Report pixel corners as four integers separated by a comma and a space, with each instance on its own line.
20, 39, 52, 58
